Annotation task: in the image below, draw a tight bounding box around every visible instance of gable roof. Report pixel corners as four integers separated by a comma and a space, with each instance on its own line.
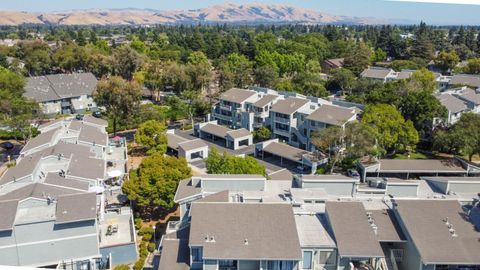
21, 127, 60, 154
200, 123, 231, 138
360, 67, 393, 79
219, 88, 256, 104
189, 203, 302, 260
24, 72, 97, 102
78, 124, 108, 146
326, 201, 384, 258
226, 128, 252, 139
395, 200, 480, 264
457, 87, 480, 105
0, 200, 18, 231
178, 139, 208, 152
83, 115, 108, 127
450, 74, 480, 88
306, 105, 356, 126
271, 97, 309, 115
437, 93, 469, 113
253, 94, 278, 108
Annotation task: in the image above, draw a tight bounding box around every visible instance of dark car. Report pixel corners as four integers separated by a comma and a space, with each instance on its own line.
92, 111, 102, 118
0, 142, 14, 150
75, 114, 84, 120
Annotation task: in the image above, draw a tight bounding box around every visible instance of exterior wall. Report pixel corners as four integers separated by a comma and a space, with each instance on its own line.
386, 184, 419, 197
179, 147, 209, 162
231, 136, 253, 150
427, 180, 449, 194
204, 260, 218, 270
393, 211, 424, 270
302, 181, 356, 196
0, 219, 99, 266
40, 101, 62, 115
201, 179, 265, 193
71, 95, 97, 113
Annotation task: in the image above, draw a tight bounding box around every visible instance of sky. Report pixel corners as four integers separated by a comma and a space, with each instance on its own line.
1, 0, 480, 25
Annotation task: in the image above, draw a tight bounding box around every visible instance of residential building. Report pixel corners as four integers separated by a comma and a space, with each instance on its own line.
0, 116, 136, 269
321, 58, 344, 74
360, 67, 398, 82
160, 171, 480, 270
167, 130, 209, 162
24, 72, 98, 115
435, 86, 480, 125
194, 121, 253, 151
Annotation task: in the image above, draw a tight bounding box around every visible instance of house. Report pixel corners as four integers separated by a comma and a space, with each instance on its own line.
321, 58, 344, 74
0, 117, 136, 268
24, 73, 98, 115
167, 130, 209, 162
435, 92, 470, 125
448, 74, 480, 88
194, 121, 253, 151
360, 67, 397, 82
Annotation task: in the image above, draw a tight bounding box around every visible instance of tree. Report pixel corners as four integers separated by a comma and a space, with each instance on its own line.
253, 126, 271, 141
135, 120, 168, 155
254, 65, 279, 88
52, 43, 88, 72
399, 90, 447, 134
411, 23, 435, 60
311, 126, 344, 173
94, 76, 142, 135
123, 154, 191, 214
206, 148, 266, 176
372, 48, 387, 62
408, 68, 437, 93
389, 60, 424, 71
329, 68, 355, 94
219, 53, 253, 90
434, 51, 460, 73
111, 46, 143, 80
186, 51, 212, 91
362, 104, 419, 154
464, 58, 480, 74
343, 42, 372, 75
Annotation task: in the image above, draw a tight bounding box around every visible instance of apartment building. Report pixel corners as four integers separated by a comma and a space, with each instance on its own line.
160, 173, 480, 270
435, 86, 480, 125
211, 87, 360, 151
24, 72, 98, 115
0, 116, 136, 269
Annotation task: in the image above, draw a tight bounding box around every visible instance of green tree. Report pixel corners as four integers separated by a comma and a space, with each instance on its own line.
219, 53, 253, 90
206, 148, 266, 176
123, 154, 191, 214
362, 104, 419, 154
434, 51, 460, 73
433, 113, 480, 161
135, 120, 168, 155
111, 45, 143, 80
52, 43, 88, 72
408, 68, 437, 93
254, 65, 279, 88
464, 58, 480, 74
329, 68, 356, 94
253, 126, 271, 141
343, 42, 372, 75
399, 90, 447, 134
94, 76, 142, 135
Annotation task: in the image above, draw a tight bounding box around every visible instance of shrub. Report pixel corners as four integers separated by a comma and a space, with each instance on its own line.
139, 242, 148, 258
142, 232, 152, 242
147, 242, 156, 253
138, 226, 153, 236
134, 218, 142, 231
113, 265, 130, 270
133, 258, 145, 270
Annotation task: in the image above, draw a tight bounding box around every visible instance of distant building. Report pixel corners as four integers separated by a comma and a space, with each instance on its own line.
321, 58, 344, 74
24, 72, 98, 115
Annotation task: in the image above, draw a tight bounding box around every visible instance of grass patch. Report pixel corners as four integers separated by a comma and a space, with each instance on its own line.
392, 152, 429, 160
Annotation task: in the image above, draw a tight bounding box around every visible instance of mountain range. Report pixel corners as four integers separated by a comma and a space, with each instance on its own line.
0, 3, 389, 26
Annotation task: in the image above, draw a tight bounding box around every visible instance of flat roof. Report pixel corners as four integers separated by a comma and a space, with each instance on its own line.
271, 97, 309, 115
219, 88, 256, 104
178, 139, 208, 152
374, 159, 466, 173
268, 169, 293, 181
189, 203, 302, 260
326, 201, 384, 258
369, 210, 405, 242
295, 214, 336, 248
395, 200, 480, 264
167, 133, 188, 150
55, 192, 97, 224
263, 141, 311, 163
301, 174, 358, 182
422, 176, 480, 183
226, 128, 252, 140
200, 123, 231, 138
306, 105, 356, 126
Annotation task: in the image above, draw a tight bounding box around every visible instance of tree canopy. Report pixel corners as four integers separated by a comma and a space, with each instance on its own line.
135, 120, 168, 155
206, 148, 267, 176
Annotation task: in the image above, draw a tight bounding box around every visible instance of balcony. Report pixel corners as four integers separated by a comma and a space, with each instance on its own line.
273, 128, 290, 137
274, 117, 290, 124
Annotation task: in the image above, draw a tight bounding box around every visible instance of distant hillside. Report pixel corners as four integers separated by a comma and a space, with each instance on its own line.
0, 3, 387, 26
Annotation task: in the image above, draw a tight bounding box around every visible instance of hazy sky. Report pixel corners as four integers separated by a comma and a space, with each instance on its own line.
1, 0, 480, 25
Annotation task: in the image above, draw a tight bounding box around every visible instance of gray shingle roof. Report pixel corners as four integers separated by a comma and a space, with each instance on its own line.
200, 123, 231, 138
0, 200, 18, 231
178, 139, 208, 152
253, 94, 278, 108
174, 179, 202, 202
306, 105, 356, 126
395, 200, 480, 264
450, 74, 480, 88
326, 201, 384, 258
44, 172, 91, 191
376, 159, 466, 173
24, 72, 97, 102
0, 183, 81, 201
219, 88, 256, 104
360, 67, 393, 79
226, 128, 252, 139
21, 127, 60, 154
83, 115, 108, 127
78, 124, 108, 146
55, 192, 97, 224
67, 155, 105, 180
457, 87, 480, 105
158, 239, 190, 270
437, 93, 469, 113
189, 203, 302, 260
263, 141, 311, 162
270, 97, 309, 115
167, 133, 188, 150
369, 210, 405, 242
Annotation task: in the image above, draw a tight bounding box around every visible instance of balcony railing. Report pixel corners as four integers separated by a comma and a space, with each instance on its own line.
274, 117, 291, 124
220, 104, 232, 111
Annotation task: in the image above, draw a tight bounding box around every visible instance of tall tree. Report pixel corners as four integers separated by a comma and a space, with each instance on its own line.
434, 51, 460, 73
135, 120, 168, 155
111, 46, 143, 80
343, 42, 372, 75
206, 148, 266, 176
94, 76, 142, 135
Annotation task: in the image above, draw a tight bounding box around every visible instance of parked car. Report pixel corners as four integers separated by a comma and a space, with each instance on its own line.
75, 114, 84, 120
92, 111, 102, 118
347, 169, 360, 178
0, 142, 14, 150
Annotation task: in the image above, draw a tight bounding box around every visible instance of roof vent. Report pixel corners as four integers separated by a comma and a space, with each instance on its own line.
244, 239, 248, 245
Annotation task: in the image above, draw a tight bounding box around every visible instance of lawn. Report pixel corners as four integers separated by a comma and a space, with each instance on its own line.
392, 152, 430, 160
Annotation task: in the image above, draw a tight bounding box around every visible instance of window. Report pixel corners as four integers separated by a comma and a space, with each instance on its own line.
303, 251, 313, 269
280, 261, 293, 270
319, 250, 336, 266
219, 260, 236, 267
191, 247, 202, 262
